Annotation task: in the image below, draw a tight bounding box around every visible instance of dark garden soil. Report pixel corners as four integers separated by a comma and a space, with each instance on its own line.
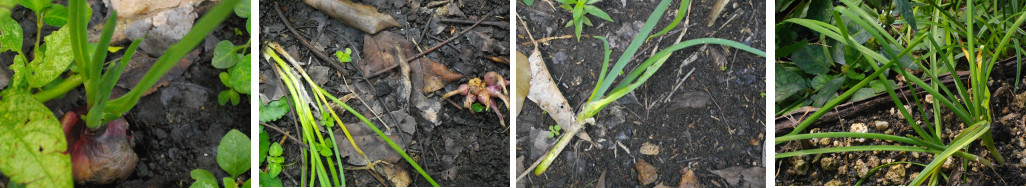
515, 0, 765, 187
258, 0, 510, 186
0, 1, 252, 188
775, 58, 1026, 186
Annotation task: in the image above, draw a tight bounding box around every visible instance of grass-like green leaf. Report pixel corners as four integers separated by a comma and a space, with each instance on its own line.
217, 129, 251, 179
584, 5, 612, 22
647, 0, 688, 41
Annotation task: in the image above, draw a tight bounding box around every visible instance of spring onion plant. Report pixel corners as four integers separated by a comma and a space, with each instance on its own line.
533, 0, 765, 175
263, 43, 439, 187
775, 0, 1026, 185
0, 0, 237, 186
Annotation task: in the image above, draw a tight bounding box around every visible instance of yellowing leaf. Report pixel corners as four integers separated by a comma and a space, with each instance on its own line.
0, 90, 73, 188
28, 26, 73, 88
107, 46, 122, 53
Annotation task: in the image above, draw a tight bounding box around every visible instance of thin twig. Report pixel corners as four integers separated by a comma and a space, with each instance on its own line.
261, 122, 309, 148
440, 18, 507, 29
406, 12, 494, 63
662, 67, 696, 103
273, 3, 342, 73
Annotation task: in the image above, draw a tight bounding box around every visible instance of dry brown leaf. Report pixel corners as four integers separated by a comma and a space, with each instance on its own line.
710, 166, 765, 188
679, 167, 699, 188
304, 0, 400, 34
363, 31, 462, 93
376, 162, 411, 186
640, 142, 660, 156
636, 159, 658, 185
515, 51, 531, 116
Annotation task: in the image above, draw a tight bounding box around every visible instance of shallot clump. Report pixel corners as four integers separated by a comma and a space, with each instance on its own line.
442, 71, 510, 126
61, 111, 138, 184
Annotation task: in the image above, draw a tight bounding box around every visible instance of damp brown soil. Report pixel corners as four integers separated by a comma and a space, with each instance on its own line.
775, 66, 1026, 186
515, 0, 766, 187
258, 0, 510, 186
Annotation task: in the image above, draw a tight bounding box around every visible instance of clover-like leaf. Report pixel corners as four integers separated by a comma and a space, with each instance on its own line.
269, 142, 283, 156
28, 26, 72, 88
18, 0, 49, 14
189, 169, 218, 188
0, 90, 72, 188
212, 40, 237, 69
228, 54, 251, 94
234, 0, 250, 18
267, 163, 282, 178
217, 129, 251, 179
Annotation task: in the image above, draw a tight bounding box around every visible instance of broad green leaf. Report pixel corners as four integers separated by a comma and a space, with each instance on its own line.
241, 179, 251, 188
810, 74, 833, 90
8, 54, 27, 90
258, 172, 283, 187
259, 127, 269, 163
811, 77, 845, 107
228, 54, 251, 94
212, 40, 237, 68
18, 0, 48, 13
805, 0, 832, 22
0, 15, 21, 53
776, 39, 807, 59
850, 88, 877, 101
234, 0, 249, 18
42, 4, 66, 26
28, 26, 72, 88
267, 156, 283, 164
584, 5, 612, 22
0, 91, 72, 188
223, 177, 238, 188
894, 0, 915, 36
523, 0, 533, 6
792, 44, 831, 75
217, 130, 251, 178
259, 99, 289, 122
775, 64, 807, 102
189, 169, 218, 188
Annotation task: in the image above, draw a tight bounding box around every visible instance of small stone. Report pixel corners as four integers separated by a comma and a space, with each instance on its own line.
824, 179, 844, 186
640, 142, 659, 156
837, 164, 847, 175
820, 156, 838, 171
874, 121, 889, 131
867, 156, 880, 167
792, 157, 809, 175
819, 137, 831, 147
850, 123, 868, 142
856, 160, 870, 177
885, 164, 906, 185
924, 94, 934, 104
942, 157, 953, 171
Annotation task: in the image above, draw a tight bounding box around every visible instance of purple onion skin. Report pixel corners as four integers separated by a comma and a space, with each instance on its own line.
61, 111, 138, 185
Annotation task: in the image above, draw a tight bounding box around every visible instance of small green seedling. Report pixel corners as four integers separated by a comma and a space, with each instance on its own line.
555, 0, 613, 40
471, 102, 489, 113
335, 48, 352, 63
190, 129, 252, 188
523, 0, 534, 6
547, 125, 562, 138
214, 0, 252, 106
